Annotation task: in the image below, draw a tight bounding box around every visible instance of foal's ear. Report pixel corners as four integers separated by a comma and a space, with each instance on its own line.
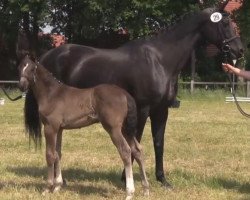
28, 52, 37, 62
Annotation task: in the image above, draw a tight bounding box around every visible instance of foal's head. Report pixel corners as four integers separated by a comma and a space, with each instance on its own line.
18, 55, 37, 92
200, 7, 243, 61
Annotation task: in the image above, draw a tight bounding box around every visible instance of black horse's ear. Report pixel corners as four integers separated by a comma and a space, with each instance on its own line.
217, 0, 229, 11
197, 0, 205, 9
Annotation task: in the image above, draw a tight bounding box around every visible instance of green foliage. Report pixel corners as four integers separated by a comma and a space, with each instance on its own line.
234, 1, 250, 70
48, 0, 206, 42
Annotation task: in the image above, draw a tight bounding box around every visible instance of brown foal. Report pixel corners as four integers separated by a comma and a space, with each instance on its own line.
18, 55, 149, 200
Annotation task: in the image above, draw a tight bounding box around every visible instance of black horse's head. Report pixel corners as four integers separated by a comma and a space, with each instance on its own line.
18, 55, 37, 92
200, 7, 244, 63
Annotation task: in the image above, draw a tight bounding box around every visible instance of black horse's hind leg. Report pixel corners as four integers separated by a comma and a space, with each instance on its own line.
121, 106, 150, 182
150, 104, 171, 188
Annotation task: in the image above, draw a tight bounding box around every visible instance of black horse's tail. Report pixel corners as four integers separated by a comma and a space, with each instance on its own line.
24, 89, 42, 147
123, 94, 137, 137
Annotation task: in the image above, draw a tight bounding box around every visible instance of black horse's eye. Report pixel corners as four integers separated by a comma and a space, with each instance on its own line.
221, 15, 230, 25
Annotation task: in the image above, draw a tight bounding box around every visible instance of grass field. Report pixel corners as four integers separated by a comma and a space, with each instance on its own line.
0, 90, 250, 200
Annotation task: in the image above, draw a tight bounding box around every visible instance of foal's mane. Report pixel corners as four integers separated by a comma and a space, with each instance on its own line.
35, 61, 62, 85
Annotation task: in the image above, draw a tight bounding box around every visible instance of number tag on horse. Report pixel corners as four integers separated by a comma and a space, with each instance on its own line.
210, 12, 223, 23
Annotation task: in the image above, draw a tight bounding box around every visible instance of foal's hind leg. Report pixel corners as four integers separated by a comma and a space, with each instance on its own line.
121, 106, 150, 182
109, 127, 135, 200
129, 136, 149, 196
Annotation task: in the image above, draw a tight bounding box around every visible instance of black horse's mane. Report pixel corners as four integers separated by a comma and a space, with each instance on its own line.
122, 7, 216, 47
122, 6, 232, 48
155, 7, 220, 37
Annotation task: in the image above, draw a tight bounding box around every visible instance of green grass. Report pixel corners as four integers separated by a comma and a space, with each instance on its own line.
0, 90, 250, 199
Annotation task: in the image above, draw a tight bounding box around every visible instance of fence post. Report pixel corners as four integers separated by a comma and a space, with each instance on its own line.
191, 80, 194, 93
190, 50, 196, 94
247, 81, 250, 97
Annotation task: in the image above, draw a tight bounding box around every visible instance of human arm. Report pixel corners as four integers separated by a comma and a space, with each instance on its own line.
222, 63, 250, 80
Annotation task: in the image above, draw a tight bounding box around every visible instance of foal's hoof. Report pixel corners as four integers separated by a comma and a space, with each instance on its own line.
125, 195, 133, 200
52, 185, 62, 193
42, 188, 51, 196
143, 188, 150, 196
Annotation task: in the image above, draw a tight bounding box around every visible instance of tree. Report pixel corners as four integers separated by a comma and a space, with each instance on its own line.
234, 0, 250, 70
48, 0, 208, 44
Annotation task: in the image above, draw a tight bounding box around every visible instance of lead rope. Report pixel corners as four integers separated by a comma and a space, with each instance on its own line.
0, 86, 23, 101
227, 74, 250, 118
224, 52, 250, 118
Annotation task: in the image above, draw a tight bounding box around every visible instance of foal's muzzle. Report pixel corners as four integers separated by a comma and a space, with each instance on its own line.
19, 77, 29, 92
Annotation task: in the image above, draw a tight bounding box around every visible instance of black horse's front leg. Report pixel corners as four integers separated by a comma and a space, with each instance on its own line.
150, 105, 171, 188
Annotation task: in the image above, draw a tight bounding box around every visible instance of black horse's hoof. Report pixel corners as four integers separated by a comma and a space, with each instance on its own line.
169, 99, 180, 108
121, 170, 126, 183
157, 176, 172, 189
63, 179, 67, 186
162, 180, 172, 189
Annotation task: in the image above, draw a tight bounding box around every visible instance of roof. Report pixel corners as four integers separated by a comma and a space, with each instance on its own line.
50, 34, 67, 47
224, 0, 243, 13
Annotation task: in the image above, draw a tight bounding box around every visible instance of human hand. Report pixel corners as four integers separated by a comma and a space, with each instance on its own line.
222, 63, 234, 73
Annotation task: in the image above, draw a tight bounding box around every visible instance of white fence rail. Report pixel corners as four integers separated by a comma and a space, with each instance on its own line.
179, 81, 250, 97
1, 80, 250, 97
0, 80, 19, 84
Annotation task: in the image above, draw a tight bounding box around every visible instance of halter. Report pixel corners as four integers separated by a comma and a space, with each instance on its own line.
221, 35, 240, 54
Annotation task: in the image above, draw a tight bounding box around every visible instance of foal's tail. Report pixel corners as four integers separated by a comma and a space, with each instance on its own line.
24, 89, 42, 146
123, 94, 137, 137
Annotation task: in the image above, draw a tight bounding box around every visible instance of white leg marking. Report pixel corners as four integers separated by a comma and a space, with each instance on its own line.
125, 167, 135, 200
126, 176, 135, 193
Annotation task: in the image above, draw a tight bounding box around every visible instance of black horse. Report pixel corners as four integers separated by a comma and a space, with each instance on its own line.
24, 6, 243, 187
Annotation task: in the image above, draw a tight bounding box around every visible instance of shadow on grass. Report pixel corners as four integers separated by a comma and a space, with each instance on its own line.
0, 179, 111, 197
6, 166, 128, 197
0, 180, 44, 191
215, 178, 250, 194
171, 169, 250, 194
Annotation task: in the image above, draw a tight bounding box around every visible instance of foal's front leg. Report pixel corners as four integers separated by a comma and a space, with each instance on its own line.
42, 125, 58, 195
53, 129, 63, 192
